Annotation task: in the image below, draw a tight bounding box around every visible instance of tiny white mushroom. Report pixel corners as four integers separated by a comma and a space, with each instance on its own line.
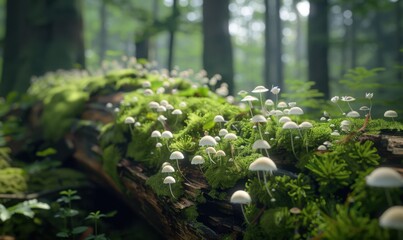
230, 190, 252, 224
379, 206, 403, 231
163, 176, 176, 199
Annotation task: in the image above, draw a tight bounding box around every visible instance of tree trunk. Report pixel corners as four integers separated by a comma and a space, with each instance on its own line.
167, 0, 179, 73
264, 0, 283, 91
374, 11, 384, 68
202, 0, 234, 95
396, 0, 403, 82
0, 0, 85, 97
308, 0, 329, 99
99, 0, 107, 64
293, 0, 303, 79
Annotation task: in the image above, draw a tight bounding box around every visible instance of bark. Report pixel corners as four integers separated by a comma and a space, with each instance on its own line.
0, 0, 85, 97
135, 35, 149, 60
202, 0, 234, 95
308, 0, 329, 99
264, 0, 283, 91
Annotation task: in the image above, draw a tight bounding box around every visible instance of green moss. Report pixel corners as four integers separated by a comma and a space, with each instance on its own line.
102, 145, 124, 190
146, 172, 183, 199
0, 168, 27, 193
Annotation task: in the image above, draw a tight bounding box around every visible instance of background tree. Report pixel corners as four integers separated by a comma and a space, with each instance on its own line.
202, 0, 234, 95
308, 0, 329, 99
264, 0, 283, 91
0, 0, 85, 97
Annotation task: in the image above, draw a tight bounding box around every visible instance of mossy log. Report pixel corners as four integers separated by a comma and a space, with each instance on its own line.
4, 91, 403, 239
56, 94, 403, 239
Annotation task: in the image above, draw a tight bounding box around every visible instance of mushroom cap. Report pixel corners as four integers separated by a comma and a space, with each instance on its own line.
384, 110, 398, 118
270, 110, 284, 116
206, 147, 217, 154
163, 176, 176, 184
252, 140, 271, 150
277, 101, 288, 108
216, 150, 226, 157
161, 131, 173, 138
251, 115, 267, 123
379, 206, 403, 230
299, 121, 313, 128
289, 207, 301, 214
199, 135, 217, 146
251, 86, 269, 93
214, 115, 226, 123
241, 95, 258, 102
161, 162, 171, 168
224, 133, 238, 141
124, 117, 135, 124
158, 115, 167, 121
340, 120, 351, 126
270, 86, 280, 94
346, 111, 360, 118
169, 151, 185, 160
288, 107, 304, 115
282, 121, 299, 129
219, 129, 229, 137
172, 109, 183, 115
191, 155, 205, 165
317, 145, 327, 151
157, 105, 167, 112
230, 190, 252, 204
156, 142, 163, 148
265, 99, 274, 106
151, 130, 162, 138
148, 101, 159, 109
366, 167, 403, 188
249, 156, 277, 172
341, 96, 356, 102
279, 116, 291, 124
161, 165, 175, 173
160, 100, 169, 107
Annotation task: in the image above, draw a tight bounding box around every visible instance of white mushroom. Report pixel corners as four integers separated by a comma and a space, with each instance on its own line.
230, 190, 252, 224
379, 206, 403, 231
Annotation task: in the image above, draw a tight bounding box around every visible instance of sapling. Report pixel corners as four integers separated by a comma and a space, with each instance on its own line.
85, 211, 115, 240
55, 190, 88, 239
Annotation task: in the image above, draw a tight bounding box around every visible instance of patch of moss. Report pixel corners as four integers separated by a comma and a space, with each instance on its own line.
146, 172, 183, 199
0, 168, 27, 193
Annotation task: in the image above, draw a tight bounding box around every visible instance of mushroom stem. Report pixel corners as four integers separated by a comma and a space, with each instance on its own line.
248, 102, 254, 117
258, 93, 265, 113
207, 152, 216, 164
230, 143, 235, 162
385, 189, 393, 206
199, 165, 204, 174
263, 171, 274, 199
289, 131, 298, 159
257, 171, 262, 184
168, 183, 176, 199
257, 123, 264, 140
241, 204, 250, 225
176, 159, 192, 184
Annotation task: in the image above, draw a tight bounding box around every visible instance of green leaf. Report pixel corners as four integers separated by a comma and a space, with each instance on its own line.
56, 231, 70, 238
0, 204, 11, 222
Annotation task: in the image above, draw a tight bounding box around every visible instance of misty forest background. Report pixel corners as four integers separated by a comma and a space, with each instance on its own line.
0, 0, 402, 116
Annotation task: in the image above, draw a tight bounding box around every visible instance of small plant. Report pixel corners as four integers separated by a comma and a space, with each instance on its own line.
54, 189, 88, 239
84, 210, 115, 240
